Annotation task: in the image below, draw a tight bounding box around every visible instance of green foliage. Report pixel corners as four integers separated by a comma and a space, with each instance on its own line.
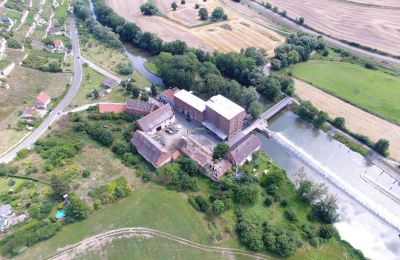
65, 194, 89, 223
188, 195, 210, 212
86, 123, 114, 147
319, 224, 337, 240
6, 38, 21, 49
117, 63, 133, 75
333, 135, 369, 157
50, 174, 70, 198
0, 164, 18, 177
211, 200, 225, 215
35, 138, 83, 167
81, 169, 91, 178
88, 177, 131, 205
171, 2, 178, 10
312, 195, 339, 224
374, 139, 390, 157
333, 117, 346, 130
249, 101, 262, 119
211, 7, 225, 20
198, 8, 208, 20
140, 2, 158, 15
112, 139, 130, 155
213, 143, 229, 160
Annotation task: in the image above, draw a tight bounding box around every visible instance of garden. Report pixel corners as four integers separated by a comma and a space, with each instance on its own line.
22, 50, 64, 72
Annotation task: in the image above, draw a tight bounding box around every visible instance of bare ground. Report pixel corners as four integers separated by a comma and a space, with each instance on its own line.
106, 0, 284, 54
266, 0, 400, 56
294, 79, 400, 161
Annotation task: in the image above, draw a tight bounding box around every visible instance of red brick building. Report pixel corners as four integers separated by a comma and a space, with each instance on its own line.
203, 95, 245, 139
174, 90, 205, 121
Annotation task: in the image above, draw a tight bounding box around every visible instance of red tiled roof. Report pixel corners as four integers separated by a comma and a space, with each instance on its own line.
98, 103, 127, 114
36, 91, 50, 104
161, 89, 175, 100
53, 39, 62, 47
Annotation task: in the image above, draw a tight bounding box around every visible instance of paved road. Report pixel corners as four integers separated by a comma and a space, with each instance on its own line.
0, 17, 83, 164
236, 0, 400, 68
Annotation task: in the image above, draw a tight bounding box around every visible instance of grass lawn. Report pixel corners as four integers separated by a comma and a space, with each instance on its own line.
0, 177, 24, 193
5, 10, 23, 21
15, 184, 210, 260
292, 60, 400, 124
144, 61, 159, 75
76, 237, 249, 260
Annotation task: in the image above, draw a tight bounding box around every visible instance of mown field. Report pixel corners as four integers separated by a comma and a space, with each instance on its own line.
14, 184, 210, 260
292, 60, 400, 124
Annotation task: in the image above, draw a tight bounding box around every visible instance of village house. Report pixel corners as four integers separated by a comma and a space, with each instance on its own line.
131, 131, 171, 168
177, 136, 231, 180
98, 103, 127, 114
126, 99, 156, 116
53, 39, 64, 51
35, 91, 51, 109
225, 134, 261, 166
174, 89, 206, 121
137, 104, 175, 134
20, 107, 38, 120
159, 89, 176, 107
101, 77, 119, 89
49, 27, 62, 36
0, 17, 13, 24
0, 204, 11, 232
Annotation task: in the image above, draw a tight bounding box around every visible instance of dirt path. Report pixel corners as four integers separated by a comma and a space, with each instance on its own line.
295, 79, 400, 161
46, 227, 272, 260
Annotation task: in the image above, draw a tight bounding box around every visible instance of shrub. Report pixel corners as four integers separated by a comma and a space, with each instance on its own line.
284, 209, 298, 222
194, 3, 199, 9
82, 169, 91, 178
332, 117, 345, 130
264, 195, 273, 207
140, 2, 158, 15
211, 199, 225, 215
280, 199, 289, 207
319, 224, 337, 240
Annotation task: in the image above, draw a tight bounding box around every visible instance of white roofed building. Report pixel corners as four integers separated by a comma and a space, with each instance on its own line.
174, 89, 206, 121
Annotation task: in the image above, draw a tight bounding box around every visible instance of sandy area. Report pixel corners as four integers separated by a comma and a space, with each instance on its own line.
294, 79, 400, 161
106, 0, 284, 54
266, 0, 400, 56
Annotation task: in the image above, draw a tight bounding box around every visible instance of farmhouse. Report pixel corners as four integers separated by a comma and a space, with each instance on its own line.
53, 39, 64, 50
126, 99, 156, 116
101, 78, 118, 89
225, 134, 261, 166
49, 27, 61, 35
203, 95, 246, 139
159, 89, 176, 107
177, 136, 231, 180
131, 131, 171, 168
35, 92, 51, 109
98, 103, 127, 114
20, 107, 38, 120
137, 104, 175, 134
174, 89, 206, 121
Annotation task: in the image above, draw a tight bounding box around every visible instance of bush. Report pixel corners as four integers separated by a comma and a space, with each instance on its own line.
82, 169, 91, 178
332, 117, 345, 130
211, 199, 225, 215
374, 139, 390, 157
117, 63, 133, 75
194, 3, 199, 9
198, 8, 208, 20
264, 195, 273, 207
7, 38, 21, 49
280, 199, 289, 207
284, 209, 298, 222
65, 194, 88, 222
140, 2, 158, 15
364, 62, 376, 70
319, 224, 337, 240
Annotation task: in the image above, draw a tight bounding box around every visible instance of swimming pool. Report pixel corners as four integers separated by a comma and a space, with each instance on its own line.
55, 210, 65, 219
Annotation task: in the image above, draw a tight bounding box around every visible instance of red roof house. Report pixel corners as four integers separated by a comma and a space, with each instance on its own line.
35, 92, 51, 109
53, 39, 64, 50
98, 103, 127, 114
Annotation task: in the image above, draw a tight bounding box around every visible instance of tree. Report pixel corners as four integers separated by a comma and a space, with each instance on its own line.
179, 157, 199, 176
50, 174, 70, 198
233, 184, 259, 204
270, 59, 281, 70
112, 139, 130, 155
258, 76, 280, 101
312, 195, 339, 224
297, 101, 318, 122
313, 111, 328, 128
140, 2, 158, 15
298, 17, 304, 24
249, 101, 262, 119
332, 117, 345, 130
212, 200, 225, 215
181, 0, 186, 4
198, 8, 208, 20
319, 224, 336, 239
211, 7, 225, 20
374, 139, 390, 157
151, 84, 158, 97
171, 1, 178, 10
213, 143, 229, 160
131, 86, 141, 98
65, 194, 88, 222
195, 3, 200, 9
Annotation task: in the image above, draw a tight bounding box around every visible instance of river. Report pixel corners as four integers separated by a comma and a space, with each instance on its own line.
258, 110, 400, 259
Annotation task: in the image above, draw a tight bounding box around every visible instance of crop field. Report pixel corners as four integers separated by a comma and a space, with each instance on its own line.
106, 0, 284, 54
294, 79, 400, 160
292, 60, 400, 124
265, 0, 400, 56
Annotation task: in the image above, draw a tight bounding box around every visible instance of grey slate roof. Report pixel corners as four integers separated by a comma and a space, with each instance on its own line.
126, 99, 155, 113
226, 134, 261, 165
137, 104, 174, 132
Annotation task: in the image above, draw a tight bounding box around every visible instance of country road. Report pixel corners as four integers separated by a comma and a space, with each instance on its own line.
45, 227, 272, 260
0, 17, 83, 164
234, 0, 400, 68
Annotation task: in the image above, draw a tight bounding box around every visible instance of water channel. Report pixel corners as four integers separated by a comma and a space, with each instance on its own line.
87, 1, 399, 258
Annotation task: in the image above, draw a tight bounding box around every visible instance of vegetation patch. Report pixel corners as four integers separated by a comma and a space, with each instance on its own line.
292, 60, 400, 124
22, 50, 64, 72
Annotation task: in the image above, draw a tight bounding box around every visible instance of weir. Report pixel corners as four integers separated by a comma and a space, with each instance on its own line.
268, 132, 400, 231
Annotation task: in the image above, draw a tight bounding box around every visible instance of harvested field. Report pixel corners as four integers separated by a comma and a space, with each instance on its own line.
294, 79, 400, 161
337, 0, 400, 8
106, 0, 284, 54
266, 0, 400, 56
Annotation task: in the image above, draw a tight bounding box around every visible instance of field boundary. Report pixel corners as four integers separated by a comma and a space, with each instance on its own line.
46, 227, 273, 260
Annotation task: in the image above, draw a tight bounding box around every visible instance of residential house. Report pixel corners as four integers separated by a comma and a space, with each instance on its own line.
126, 99, 156, 116
98, 103, 127, 114
131, 131, 171, 168
0, 17, 13, 24
0, 204, 11, 232
49, 27, 61, 35
137, 104, 175, 134
35, 91, 51, 109
159, 89, 176, 107
101, 78, 118, 89
53, 39, 64, 51
20, 107, 38, 120
225, 134, 261, 166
